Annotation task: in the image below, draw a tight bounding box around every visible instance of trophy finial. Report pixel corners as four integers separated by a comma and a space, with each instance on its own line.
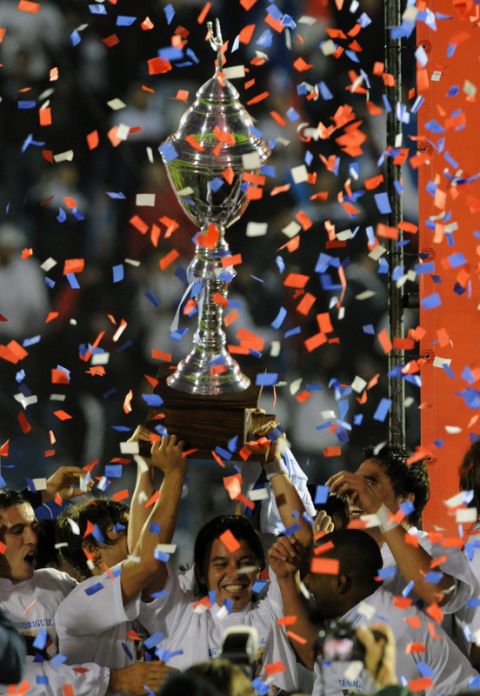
207, 18, 224, 72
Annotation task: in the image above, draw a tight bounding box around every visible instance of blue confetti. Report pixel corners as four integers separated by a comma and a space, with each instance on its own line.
421, 292, 442, 309
374, 192, 392, 215
50, 653, 68, 667
159, 141, 178, 162
271, 307, 287, 329
373, 397, 391, 422
314, 485, 329, 505
164, 3, 175, 24
66, 273, 80, 290
33, 629, 48, 650
141, 393, 164, 407
145, 289, 161, 307
89, 4, 107, 14
70, 30, 82, 47
215, 447, 232, 460
255, 372, 278, 387
105, 464, 122, 479
116, 15, 136, 26
144, 632, 165, 650
112, 264, 124, 283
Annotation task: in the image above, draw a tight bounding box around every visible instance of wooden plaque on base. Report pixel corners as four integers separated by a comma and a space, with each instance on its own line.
147, 365, 274, 459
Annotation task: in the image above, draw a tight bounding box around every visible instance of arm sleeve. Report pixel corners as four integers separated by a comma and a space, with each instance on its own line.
56, 564, 141, 640
259, 448, 316, 535
435, 545, 478, 614
137, 565, 191, 638
0, 657, 110, 696
0, 607, 26, 685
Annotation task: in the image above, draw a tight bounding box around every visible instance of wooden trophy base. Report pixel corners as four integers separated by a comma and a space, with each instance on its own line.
146, 365, 275, 460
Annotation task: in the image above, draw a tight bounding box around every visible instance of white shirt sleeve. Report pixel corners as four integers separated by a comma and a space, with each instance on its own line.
137, 565, 191, 638
0, 656, 110, 696
56, 563, 141, 639
259, 448, 316, 535
431, 543, 478, 614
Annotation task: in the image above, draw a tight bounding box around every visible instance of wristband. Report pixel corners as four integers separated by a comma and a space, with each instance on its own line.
263, 457, 288, 482
376, 504, 397, 533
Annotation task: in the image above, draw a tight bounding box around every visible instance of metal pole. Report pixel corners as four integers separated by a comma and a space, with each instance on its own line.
384, 0, 406, 448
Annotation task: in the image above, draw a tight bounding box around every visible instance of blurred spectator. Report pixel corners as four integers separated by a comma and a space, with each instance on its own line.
160, 659, 256, 696
0, 222, 49, 340
0, 606, 26, 685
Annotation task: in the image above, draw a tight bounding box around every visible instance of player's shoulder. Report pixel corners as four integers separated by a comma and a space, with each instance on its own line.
33, 568, 78, 595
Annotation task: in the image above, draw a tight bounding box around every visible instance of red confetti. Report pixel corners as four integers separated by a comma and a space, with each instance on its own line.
219, 529, 241, 553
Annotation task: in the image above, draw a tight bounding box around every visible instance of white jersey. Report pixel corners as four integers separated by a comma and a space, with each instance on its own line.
0, 569, 110, 696
462, 524, 480, 638
137, 566, 299, 693
381, 526, 479, 652
241, 447, 316, 535
312, 586, 479, 696
55, 563, 142, 669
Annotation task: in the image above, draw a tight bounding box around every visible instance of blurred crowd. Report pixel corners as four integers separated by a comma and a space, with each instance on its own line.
0, 0, 420, 530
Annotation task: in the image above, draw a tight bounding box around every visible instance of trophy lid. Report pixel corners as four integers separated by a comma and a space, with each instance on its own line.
165, 74, 270, 170
163, 20, 270, 172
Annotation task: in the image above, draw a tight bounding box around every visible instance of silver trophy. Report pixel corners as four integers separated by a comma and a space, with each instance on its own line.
160, 20, 270, 396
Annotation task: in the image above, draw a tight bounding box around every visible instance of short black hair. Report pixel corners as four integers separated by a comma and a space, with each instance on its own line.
459, 439, 480, 509
314, 529, 383, 579
56, 497, 129, 578
158, 671, 222, 696
363, 444, 429, 527
193, 515, 266, 597
0, 489, 29, 511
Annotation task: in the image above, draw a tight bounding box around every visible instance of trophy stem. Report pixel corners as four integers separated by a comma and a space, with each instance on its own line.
166, 225, 250, 395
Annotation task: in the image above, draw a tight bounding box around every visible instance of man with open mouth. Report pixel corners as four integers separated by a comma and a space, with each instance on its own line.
0, 482, 175, 695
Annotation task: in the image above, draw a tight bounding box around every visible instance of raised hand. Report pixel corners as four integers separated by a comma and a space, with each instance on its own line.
45, 466, 93, 501
109, 661, 175, 695
313, 510, 334, 537
268, 535, 306, 580
326, 471, 383, 515
356, 624, 398, 688
149, 434, 185, 475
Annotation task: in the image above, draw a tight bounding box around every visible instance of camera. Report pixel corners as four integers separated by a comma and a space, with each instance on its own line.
314, 620, 367, 663
221, 626, 259, 678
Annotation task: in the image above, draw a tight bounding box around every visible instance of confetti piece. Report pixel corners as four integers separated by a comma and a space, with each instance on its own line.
219, 529, 241, 552
310, 557, 339, 574
54, 410, 72, 421
239, 24, 256, 44
197, 2, 211, 24
17, 0, 40, 13
86, 130, 99, 149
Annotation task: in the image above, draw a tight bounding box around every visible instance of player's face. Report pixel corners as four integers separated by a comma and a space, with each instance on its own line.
350, 459, 400, 518
0, 504, 38, 583
303, 570, 341, 620
91, 524, 128, 576
206, 537, 260, 613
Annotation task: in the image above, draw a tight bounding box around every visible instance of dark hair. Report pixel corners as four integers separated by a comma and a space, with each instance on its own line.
56, 498, 129, 578
0, 489, 29, 511
315, 529, 384, 579
36, 519, 61, 569
193, 515, 266, 596
363, 444, 429, 527
459, 439, 480, 510
185, 659, 255, 696
158, 671, 223, 696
